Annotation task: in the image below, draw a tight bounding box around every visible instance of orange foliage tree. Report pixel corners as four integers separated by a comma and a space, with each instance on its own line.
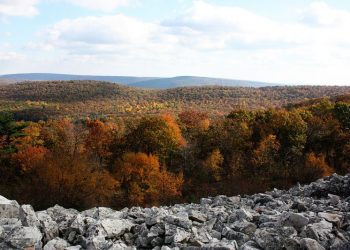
114, 152, 183, 206
85, 119, 118, 168
299, 152, 334, 183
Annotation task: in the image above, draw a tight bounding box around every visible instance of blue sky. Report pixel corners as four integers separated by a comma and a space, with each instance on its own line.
1, 0, 350, 84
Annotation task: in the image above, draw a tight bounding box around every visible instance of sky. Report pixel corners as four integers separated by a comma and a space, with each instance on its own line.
1, 0, 350, 85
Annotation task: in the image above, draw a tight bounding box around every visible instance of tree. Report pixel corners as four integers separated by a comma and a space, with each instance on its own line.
270, 110, 307, 168
125, 116, 185, 163
12, 146, 48, 173
0, 112, 27, 153
24, 153, 120, 210
251, 134, 281, 179
334, 102, 350, 130
299, 152, 334, 183
113, 152, 183, 206
201, 149, 224, 182
85, 119, 118, 168
179, 110, 210, 138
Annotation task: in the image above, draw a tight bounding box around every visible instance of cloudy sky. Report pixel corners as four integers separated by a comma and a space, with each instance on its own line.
1, 0, 350, 84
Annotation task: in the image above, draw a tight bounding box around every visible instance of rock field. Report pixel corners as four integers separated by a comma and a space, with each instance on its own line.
1, 173, 350, 249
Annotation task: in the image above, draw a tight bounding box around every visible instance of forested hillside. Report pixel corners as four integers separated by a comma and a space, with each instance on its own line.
1, 93, 350, 210
0, 73, 273, 88
1, 81, 350, 120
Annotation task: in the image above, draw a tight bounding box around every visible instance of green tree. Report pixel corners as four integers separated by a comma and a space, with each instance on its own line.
334, 102, 350, 130
0, 112, 27, 153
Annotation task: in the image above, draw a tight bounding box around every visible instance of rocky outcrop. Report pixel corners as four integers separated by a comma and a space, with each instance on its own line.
1, 173, 350, 249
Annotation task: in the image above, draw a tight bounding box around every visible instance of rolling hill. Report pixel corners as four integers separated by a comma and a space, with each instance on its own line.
0, 73, 276, 88
1, 80, 350, 121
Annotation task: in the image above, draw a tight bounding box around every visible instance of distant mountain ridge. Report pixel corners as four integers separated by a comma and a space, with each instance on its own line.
0, 73, 277, 88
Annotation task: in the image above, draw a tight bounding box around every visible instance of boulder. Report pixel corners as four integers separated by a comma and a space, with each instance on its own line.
100, 218, 133, 238
189, 210, 207, 223
0, 195, 20, 219
201, 240, 238, 250
44, 237, 70, 250
278, 211, 309, 231
1, 174, 350, 249
230, 219, 257, 236
19, 204, 40, 228
37, 211, 59, 242
46, 205, 78, 235
302, 220, 334, 247
318, 212, 342, 227
300, 238, 326, 250
4, 226, 42, 249
254, 228, 283, 250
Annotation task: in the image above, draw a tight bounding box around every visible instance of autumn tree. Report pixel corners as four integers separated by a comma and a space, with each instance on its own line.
20, 151, 120, 210
201, 149, 224, 182
270, 110, 307, 175
251, 134, 281, 179
178, 110, 210, 140
299, 152, 334, 183
113, 152, 183, 206
124, 116, 185, 164
85, 119, 118, 168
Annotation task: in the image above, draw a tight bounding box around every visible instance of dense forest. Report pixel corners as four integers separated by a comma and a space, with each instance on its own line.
1, 88, 350, 210
1, 81, 350, 120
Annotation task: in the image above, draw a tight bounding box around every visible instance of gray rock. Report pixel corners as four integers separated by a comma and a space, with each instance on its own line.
230, 220, 257, 236
165, 212, 192, 229
200, 198, 212, 205
303, 220, 334, 247
222, 227, 249, 246
328, 194, 341, 206
100, 218, 133, 238
192, 226, 212, 244
65, 246, 82, 250
330, 241, 350, 250
278, 211, 309, 231
19, 204, 40, 227
46, 205, 78, 235
1, 174, 350, 249
4, 226, 42, 249
300, 238, 326, 250
189, 210, 206, 223
240, 240, 261, 250
254, 228, 283, 250
44, 237, 70, 250
0, 195, 20, 219
37, 211, 59, 242
202, 240, 238, 250
228, 196, 241, 204
70, 214, 96, 235
318, 212, 342, 227
283, 237, 301, 250
85, 235, 113, 249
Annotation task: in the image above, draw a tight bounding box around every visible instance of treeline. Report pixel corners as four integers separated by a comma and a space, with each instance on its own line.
1, 81, 350, 120
1, 98, 350, 210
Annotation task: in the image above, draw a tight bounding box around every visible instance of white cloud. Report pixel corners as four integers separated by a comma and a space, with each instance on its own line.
42, 14, 165, 56
162, 1, 303, 50
68, 0, 129, 12
0, 51, 24, 61
301, 2, 350, 27
35, 1, 312, 54
0, 0, 39, 17
15, 1, 350, 84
